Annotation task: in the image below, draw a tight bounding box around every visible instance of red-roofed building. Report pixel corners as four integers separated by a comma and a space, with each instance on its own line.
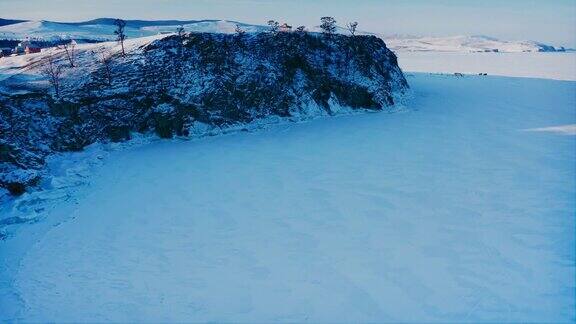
25, 44, 41, 54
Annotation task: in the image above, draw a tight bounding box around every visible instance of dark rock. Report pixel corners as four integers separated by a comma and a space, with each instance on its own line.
5, 182, 26, 196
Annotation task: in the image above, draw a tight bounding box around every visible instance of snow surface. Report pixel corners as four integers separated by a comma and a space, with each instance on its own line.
1, 72, 574, 322
0, 34, 166, 84
398, 52, 576, 81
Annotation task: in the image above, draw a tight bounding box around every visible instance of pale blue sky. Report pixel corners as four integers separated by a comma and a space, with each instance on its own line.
1, 0, 575, 46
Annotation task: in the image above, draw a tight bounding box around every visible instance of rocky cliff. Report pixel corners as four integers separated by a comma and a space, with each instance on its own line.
0, 32, 408, 195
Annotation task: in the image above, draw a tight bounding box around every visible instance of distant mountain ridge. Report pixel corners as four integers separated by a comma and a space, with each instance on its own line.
0, 18, 568, 52
384, 35, 567, 53
0, 18, 267, 42
62, 18, 222, 28
0, 18, 221, 27
0, 18, 27, 27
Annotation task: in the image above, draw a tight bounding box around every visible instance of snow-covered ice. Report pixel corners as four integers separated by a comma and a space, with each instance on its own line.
398, 52, 576, 81
0, 71, 574, 322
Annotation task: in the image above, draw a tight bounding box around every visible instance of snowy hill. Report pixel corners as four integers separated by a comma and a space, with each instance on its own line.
384, 35, 565, 53
0, 19, 267, 41
0, 18, 566, 52
0, 18, 26, 27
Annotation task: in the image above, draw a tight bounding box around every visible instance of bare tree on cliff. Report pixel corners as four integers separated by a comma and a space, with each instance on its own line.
42, 54, 63, 98
60, 40, 77, 67
320, 17, 337, 36
98, 50, 114, 86
347, 22, 358, 36
114, 19, 127, 56
176, 25, 186, 58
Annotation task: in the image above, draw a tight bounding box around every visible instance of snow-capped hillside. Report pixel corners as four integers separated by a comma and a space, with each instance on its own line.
142, 20, 267, 34
0, 20, 120, 41
0, 18, 26, 27
384, 35, 565, 53
0, 19, 267, 41
0, 18, 566, 53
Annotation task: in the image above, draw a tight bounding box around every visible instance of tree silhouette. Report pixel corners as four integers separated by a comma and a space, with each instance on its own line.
41, 54, 63, 98
267, 20, 280, 35
114, 19, 127, 56
60, 40, 77, 67
320, 17, 337, 36
347, 22, 358, 36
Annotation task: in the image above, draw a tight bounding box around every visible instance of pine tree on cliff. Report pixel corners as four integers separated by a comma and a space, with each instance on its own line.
267, 20, 280, 35
320, 17, 337, 36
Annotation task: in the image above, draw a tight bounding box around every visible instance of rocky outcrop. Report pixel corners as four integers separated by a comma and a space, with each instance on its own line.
0, 32, 408, 194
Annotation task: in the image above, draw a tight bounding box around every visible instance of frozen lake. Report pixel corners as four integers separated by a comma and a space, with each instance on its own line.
1, 72, 574, 322
398, 52, 576, 81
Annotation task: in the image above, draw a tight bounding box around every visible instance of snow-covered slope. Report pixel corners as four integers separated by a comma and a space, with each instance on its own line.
0, 20, 119, 41
0, 73, 574, 322
0, 19, 267, 41
384, 35, 565, 53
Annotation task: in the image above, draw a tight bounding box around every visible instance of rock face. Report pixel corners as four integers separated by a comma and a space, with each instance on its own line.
0, 32, 408, 194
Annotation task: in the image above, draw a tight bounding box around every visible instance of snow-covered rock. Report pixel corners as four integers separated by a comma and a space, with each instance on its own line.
0, 32, 408, 194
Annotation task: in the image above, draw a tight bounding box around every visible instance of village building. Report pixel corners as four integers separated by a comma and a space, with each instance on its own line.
25, 43, 41, 54
12, 39, 42, 56
12, 42, 26, 55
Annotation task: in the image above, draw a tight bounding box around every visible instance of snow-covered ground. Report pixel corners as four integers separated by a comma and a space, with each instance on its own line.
0, 69, 574, 321
398, 52, 576, 81
0, 34, 167, 84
